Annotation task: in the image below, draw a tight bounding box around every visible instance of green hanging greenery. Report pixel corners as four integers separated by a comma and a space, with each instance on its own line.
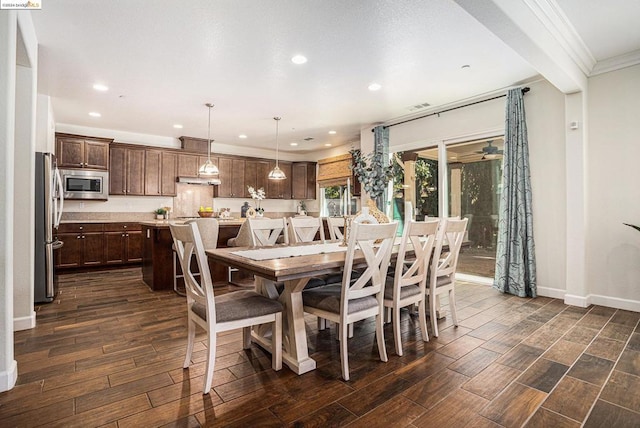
349, 148, 395, 200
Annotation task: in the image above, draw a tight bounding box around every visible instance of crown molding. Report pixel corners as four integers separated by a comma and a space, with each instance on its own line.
522, 0, 596, 75
591, 49, 640, 76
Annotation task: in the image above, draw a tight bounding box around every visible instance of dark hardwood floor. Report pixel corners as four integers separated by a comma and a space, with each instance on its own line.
1, 268, 639, 427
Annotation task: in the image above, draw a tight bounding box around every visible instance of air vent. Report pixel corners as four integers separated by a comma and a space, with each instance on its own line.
303, 137, 314, 141
407, 102, 431, 112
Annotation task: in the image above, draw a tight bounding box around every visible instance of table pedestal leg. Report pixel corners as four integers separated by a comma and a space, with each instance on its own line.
253, 277, 316, 375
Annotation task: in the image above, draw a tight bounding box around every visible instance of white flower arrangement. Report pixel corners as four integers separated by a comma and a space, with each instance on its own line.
247, 186, 265, 213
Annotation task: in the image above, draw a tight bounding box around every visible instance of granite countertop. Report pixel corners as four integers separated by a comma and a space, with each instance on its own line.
139, 219, 246, 227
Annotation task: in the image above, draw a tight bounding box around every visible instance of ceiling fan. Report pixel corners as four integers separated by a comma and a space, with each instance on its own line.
476, 140, 503, 159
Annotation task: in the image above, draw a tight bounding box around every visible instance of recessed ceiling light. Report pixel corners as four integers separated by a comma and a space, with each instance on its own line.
324, 143, 332, 147
88, 112, 101, 117
290, 142, 298, 146
92, 83, 108, 91
238, 134, 247, 139
173, 124, 183, 129
291, 55, 308, 65
328, 130, 337, 135
368, 82, 382, 91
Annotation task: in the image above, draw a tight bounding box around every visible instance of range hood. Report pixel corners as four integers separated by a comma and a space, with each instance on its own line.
177, 176, 221, 185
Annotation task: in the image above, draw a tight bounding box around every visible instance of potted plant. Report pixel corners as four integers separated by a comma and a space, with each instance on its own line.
247, 186, 265, 216
154, 208, 167, 219
350, 148, 395, 210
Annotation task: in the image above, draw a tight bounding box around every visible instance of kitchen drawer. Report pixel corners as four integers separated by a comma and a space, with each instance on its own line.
103, 222, 142, 232
57, 223, 104, 233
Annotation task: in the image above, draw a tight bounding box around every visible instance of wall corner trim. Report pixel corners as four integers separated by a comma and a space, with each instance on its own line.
0, 360, 17, 393
13, 311, 36, 331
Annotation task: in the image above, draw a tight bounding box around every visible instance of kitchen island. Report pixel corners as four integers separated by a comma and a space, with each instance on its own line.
140, 219, 245, 290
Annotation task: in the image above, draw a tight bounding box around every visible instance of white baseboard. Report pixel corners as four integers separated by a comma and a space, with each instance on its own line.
589, 294, 640, 313
14, 311, 36, 331
564, 293, 591, 307
536, 286, 567, 300
0, 360, 17, 392
456, 273, 493, 286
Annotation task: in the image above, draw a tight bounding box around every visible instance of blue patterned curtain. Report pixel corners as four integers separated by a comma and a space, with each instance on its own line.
494, 88, 537, 297
373, 125, 390, 212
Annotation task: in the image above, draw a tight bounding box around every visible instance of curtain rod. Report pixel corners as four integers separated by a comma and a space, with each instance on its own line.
372, 86, 530, 132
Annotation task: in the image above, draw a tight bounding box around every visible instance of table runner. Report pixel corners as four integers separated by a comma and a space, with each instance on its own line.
231, 242, 348, 261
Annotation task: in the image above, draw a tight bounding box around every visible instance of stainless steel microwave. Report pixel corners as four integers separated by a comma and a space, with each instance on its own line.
61, 169, 109, 200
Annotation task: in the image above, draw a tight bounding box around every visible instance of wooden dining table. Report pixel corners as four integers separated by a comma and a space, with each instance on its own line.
206, 241, 361, 374
206, 238, 442, 375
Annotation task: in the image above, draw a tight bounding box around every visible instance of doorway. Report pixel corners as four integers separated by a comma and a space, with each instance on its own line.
402, 137, 504, 279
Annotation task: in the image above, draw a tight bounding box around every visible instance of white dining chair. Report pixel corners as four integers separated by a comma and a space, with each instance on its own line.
172, 218, 219, 296
302, 221, 398, 381
288, 216, 325, 243
170, 222, 283, 394
383, 219, 439, 355
427, 217, 468, 337
247, 217, 289, 246
326, 216, 346, 242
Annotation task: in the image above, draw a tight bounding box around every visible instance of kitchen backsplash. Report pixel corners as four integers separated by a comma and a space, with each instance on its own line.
62, 182, 320, 221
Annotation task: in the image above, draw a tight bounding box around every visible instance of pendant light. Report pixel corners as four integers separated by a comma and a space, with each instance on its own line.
268, 116, 286, 180
198, 103, 219, 176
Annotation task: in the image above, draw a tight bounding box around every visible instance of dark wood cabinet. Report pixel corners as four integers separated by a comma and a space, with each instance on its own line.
144, 150, 161, 196
267, 161, 292, 199
56, 222, 142, 270
110, 145, 145, 195
144, 150, 177, 196
55, 223, 104, 268
178, 153, 214, 177
215, 157, 245, 198
56, 134, 112, 170
104, 223, 142, 264
292, 162, 317, 200
244, 159, 270, 197
161, 152, 177, 196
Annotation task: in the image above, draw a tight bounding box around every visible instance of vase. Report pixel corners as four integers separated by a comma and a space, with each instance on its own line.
256, 212, 264, 218
156, 214, 164, 220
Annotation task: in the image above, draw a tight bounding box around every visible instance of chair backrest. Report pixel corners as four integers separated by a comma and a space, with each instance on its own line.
186, 218, 219, 249
170, 222, 216, 322
431, 217, 468, 280
247, 217, 289, 247
392, 219, 440, 297
288, 216, 325, 243
326, 216, 346, 241
341, 222, 398, 312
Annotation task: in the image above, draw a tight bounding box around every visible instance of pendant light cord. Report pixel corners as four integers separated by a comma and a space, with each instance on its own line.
206, 103, 214, 161
274, 117, 281, 167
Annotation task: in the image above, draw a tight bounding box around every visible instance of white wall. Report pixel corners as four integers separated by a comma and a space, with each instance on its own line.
0, 10, 18, 393
586, 64, 640, 310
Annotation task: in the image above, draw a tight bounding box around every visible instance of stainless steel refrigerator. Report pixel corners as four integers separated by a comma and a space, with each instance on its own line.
34, 152, 64, 303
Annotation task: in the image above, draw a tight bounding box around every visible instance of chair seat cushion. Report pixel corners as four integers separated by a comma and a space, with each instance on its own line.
304, 276, 327, 289
302, 284, 378, 315
383, 277, 422, 300
427, 275, 453, 288
192, 290, 283, 323
321, 269, 361, 285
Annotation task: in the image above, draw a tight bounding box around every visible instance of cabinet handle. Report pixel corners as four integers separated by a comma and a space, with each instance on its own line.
122, 234, 125, 237
79, 226, 83, 230
82, 236, 85, 239
126, 233, 129, 237
123, 225, 127, 229
77, 235, 81, 239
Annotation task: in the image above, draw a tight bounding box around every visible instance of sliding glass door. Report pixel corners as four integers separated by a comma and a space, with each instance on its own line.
399, 137, 504, 279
